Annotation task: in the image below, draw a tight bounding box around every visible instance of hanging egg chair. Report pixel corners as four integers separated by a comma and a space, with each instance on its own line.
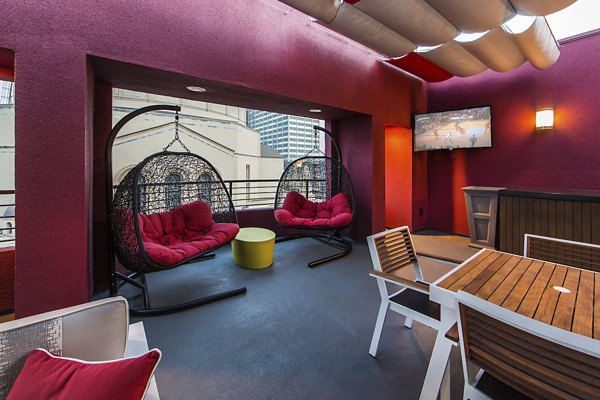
273, 126, 355, 267
107, 105, 246, 316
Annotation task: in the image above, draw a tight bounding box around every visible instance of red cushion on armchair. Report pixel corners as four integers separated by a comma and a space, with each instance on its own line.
274, 191, 352, 228
7, 349, 161, 400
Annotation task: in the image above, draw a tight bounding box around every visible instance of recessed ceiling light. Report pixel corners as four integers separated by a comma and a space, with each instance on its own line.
187, 86, 206, 92
309, 109, 322, 113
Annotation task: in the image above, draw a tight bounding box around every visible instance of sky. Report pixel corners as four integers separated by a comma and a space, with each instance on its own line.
546, 0, 600, 40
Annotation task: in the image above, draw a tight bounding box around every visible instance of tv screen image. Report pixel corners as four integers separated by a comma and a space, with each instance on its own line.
413, 106, 491, 152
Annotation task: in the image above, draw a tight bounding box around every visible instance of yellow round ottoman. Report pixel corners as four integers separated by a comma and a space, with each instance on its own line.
232, 227, 276, 269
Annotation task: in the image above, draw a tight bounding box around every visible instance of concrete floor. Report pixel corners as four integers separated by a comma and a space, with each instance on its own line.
126, 238, 464, 400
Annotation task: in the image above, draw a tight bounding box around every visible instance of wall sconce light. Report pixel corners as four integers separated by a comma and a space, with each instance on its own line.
536, 108, 554, 130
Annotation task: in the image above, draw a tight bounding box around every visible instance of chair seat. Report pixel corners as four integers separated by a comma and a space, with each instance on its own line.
475, 372, 532, 400
143, 222, 239, 267
390, 289, 440, 322
274, 191, 352, 228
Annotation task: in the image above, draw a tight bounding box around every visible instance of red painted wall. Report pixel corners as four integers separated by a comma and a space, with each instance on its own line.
0, 248, 15, 312
1, 1, 426, 316
427, 34, 600, 235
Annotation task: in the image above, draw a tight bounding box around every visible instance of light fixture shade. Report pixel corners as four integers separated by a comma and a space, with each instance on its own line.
536, 108, 554, 129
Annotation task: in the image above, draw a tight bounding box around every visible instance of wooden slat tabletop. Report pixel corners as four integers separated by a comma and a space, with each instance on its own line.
438, 249, 600, 340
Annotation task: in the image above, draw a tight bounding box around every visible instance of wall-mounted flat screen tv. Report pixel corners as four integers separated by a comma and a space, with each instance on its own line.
413, 106, 492, 152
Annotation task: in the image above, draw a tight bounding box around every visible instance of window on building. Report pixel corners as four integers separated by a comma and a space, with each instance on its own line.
165, 172, 181, 210
197, 172, 213, 204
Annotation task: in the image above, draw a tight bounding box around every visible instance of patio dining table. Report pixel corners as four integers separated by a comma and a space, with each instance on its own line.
419, 248, 600, 400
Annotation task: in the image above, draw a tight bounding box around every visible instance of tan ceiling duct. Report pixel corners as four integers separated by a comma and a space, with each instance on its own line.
457, 28, 526, 72
278, 0, 341, 23
417, 41, 488, 77
326, 2, 415, 57
425, 0, 516, 32
506, 17, 559, 69
353, 0, 458, 47
509, 0, 577, 16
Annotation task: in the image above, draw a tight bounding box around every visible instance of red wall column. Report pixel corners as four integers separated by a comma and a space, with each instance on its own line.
14, 49, 92, 317
92, 80, 113, 293
0, 248, 15, 313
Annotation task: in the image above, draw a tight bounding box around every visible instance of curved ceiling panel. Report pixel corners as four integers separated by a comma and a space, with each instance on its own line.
508, 17, 559, 69
424, 0, 515, 32
509, 0, 577, 16
417, 41, 488, 77
278, 0, 341, 23
327, 2, 415, 57
458, 28, 526, 72
353, 0, 458, 46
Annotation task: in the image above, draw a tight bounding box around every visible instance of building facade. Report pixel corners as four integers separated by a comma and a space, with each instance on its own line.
0, 86, 285, 245
246, 109, 324, 164
0, 81, 14, 246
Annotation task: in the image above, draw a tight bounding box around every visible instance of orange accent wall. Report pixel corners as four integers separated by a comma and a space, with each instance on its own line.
385, 126, 412, 228
385, 126, 429, 231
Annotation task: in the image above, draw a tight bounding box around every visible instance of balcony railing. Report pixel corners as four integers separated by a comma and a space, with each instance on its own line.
112, 178, 327, 210
0, 190, 15, 246
225, 179, 280, 209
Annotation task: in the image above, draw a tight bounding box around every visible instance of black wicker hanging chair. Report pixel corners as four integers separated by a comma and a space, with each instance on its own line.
274, 126, 355, 267
106, 105, 246, 316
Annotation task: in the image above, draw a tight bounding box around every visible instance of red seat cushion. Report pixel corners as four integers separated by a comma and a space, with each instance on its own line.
274, 191, 352, 228
138, 200, 239, 267
7, 348, 161, 400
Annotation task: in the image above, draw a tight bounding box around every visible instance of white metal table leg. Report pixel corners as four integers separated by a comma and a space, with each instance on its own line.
419, 305, 456, 400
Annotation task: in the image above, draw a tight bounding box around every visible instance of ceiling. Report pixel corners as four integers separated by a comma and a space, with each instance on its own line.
91, 57, 365, 121
278, 0, 577, 82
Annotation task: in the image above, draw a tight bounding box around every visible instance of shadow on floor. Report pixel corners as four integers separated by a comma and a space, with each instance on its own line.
124, 238, 464, 400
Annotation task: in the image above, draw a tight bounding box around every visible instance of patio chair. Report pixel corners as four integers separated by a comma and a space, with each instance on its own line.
456, 290, 600, 400
367, 226, 441, 357
524, 233, 600, 272
107, 106, 246, 316
274, 126, 354, 268
0, 297, 160, 399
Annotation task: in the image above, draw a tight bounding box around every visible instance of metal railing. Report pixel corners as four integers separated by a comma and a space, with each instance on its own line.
225, 179, 279, 209
112, 178, 328, 210
0, 190, 15, 246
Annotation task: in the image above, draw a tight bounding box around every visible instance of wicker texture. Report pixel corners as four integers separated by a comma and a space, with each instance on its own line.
111, 152, 237, 273
274, 156, 354, 228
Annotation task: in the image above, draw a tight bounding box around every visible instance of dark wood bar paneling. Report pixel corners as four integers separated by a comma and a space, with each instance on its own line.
497, 188, 600, 255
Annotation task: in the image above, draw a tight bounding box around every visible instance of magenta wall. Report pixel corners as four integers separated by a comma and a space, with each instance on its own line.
427, 34, 600, 236
2, 1, 426, 316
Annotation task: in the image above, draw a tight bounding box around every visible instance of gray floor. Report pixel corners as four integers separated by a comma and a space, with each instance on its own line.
127, 238, 464, 400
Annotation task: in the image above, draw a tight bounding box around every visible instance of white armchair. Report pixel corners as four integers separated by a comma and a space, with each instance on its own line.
0, 297, 159, 400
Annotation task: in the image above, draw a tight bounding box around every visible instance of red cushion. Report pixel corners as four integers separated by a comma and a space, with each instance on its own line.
275, 191, 352, 228
137, 200, 239, 267
7, 348, 161, 400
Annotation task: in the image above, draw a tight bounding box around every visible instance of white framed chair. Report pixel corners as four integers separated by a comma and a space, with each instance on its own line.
456, 290, 600, 400
524, 233, 600, 273
0, 297, 159, 399
367, 226, 441, 357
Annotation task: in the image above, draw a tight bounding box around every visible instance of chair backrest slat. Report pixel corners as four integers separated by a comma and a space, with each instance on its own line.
370, 227, 417, 274
525, 234, 600, 273
460, 303, 600, 400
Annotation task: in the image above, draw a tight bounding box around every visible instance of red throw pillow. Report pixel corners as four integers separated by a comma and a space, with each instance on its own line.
7, 348, 161, 400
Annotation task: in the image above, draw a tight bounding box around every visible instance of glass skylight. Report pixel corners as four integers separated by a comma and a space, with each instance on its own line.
502, 15, 536, 35
546, 0, 600, 40
455, 31, 489, 43
414, 44, 443, 53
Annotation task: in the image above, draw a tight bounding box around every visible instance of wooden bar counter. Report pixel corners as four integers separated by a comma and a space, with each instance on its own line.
497, 188, 600, 255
